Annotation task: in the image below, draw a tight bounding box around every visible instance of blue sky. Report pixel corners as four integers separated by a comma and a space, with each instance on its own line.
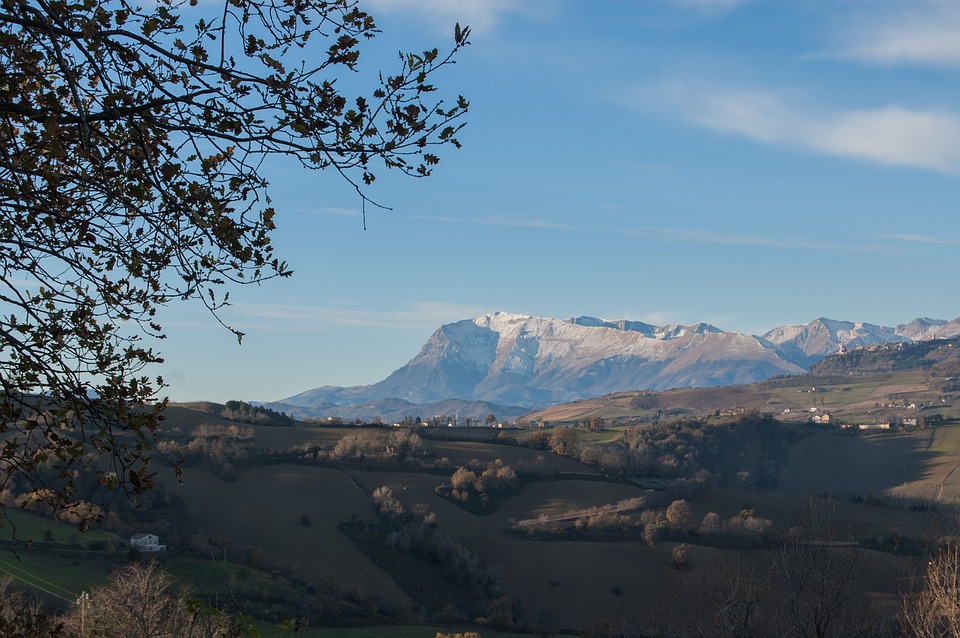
157, 0, 960, 403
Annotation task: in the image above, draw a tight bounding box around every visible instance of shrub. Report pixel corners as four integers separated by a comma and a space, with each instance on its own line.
671, 543, 691, 570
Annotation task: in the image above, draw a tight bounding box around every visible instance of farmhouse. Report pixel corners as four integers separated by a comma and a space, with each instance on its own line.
130, 533, 166, 552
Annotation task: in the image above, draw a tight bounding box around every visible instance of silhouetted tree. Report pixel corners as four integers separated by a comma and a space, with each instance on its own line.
0, 0, 469, 520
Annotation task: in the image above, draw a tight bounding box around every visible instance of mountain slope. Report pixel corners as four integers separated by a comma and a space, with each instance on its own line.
759, 318, 905, 368
279, 312, 959, 410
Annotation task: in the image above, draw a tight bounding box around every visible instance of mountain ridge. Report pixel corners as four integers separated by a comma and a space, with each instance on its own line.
274, 312, 960, 412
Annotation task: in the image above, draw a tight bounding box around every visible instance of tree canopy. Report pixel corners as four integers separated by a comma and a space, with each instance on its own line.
0, 0, 469, 524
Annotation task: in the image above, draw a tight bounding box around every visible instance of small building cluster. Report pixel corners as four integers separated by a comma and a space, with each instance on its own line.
129, 533, 166, 552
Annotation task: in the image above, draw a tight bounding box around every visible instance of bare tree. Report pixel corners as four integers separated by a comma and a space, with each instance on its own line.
64, 561, 245, 637
0, 577, 58, 636
900, 534, 960, 638
700, 553, 776, 638
773, 497, 874, 638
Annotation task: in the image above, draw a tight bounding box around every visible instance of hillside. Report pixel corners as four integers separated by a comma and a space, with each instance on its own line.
8, 386, 960, 634
527, 338, 960, 426
6, 337, 960, 635
809, 338, 960, 379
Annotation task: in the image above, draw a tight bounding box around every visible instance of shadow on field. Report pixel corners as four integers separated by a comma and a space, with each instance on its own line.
778, 429, 942, 503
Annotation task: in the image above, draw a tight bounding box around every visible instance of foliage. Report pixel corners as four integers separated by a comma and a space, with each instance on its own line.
548, 427, 578, 457
665, 499, 691, 526
618, 412, 793, 486
220, 401, 297, 426
0, 0, 469, 522
670, 543, 690, 570
437, 461, 519, 514
328, 428, 424, 462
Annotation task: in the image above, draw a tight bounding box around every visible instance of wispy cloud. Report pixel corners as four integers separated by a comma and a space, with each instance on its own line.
874, 233, 960, 246
1, 276, 39, 289
410, 211, 874, 251
475, 216, 578, 231
636, 310, 684, 325
225, 301, 488, 333
293, 206, 360, 217
829, 1, 960, 67
617, 161, 676, 175
634, 81, 960, 174
617, 225, 861, 251
408, 213, 577, 231
668, 0, 753, 17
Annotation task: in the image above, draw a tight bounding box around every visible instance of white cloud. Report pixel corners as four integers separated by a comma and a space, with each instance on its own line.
831, 2, 960, 67
638, 82, 960, 174
816, 108, 960, 171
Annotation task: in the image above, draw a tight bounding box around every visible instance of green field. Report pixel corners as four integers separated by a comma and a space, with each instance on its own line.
0, 547, 113, 603
170, 464, 414, 605
0, 509, 116, 545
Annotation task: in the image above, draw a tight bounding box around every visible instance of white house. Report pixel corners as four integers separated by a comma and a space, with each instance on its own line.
130, 533, 166, 552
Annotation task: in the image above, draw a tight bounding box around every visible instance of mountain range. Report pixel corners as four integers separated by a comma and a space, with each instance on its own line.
264, 312, 960, 419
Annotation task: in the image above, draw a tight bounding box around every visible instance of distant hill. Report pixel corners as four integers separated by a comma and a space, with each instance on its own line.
259, 397, 527, 424
171, 400, 300, 426
809, 338, 960, 377
527, 338, 960, 425
277, 312, 960, 412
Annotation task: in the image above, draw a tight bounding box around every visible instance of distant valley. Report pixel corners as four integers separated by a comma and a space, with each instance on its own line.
263, 312, 960, 422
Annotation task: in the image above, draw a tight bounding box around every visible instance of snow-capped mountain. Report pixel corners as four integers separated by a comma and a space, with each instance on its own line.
275, 312, 959, 410
758, 317, 960, 368
895, 317, 960, 341
758, 318, 905, 368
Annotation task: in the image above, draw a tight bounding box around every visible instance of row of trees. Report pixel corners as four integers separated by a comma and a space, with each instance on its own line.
511, 497, 772, 549
515, 414, 792, 489
329, 428, 425, 462
220, 402, 297, 426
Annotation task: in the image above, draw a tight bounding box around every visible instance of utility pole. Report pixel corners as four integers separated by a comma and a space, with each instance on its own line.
76, 591, 89, 636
